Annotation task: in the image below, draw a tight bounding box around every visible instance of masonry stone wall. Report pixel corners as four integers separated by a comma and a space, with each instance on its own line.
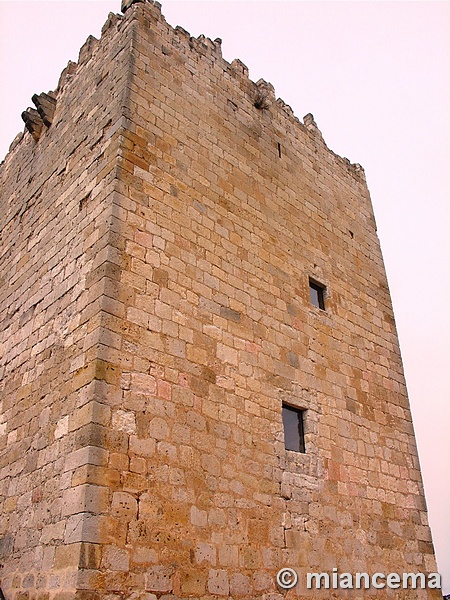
0, 1, 439, 599
0, 10, 136, 597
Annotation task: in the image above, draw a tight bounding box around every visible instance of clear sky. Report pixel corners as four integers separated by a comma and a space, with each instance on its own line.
1, 0, 449, 592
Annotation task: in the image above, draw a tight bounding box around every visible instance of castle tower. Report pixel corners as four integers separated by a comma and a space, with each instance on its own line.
0, 1, 439, 598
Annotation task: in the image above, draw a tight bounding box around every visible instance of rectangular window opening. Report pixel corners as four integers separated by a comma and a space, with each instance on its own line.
282, 404, 306, 453
309, 278, 326, 310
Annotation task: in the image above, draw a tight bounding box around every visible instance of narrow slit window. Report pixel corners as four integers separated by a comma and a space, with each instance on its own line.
309, 279, 326, 310
282, 404, 306, 453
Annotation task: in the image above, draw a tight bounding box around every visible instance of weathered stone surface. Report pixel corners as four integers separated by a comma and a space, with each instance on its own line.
0, 1, 439, 599
0, 535, 14, 559
32, 92, 57, 127
21, 107, 44, 141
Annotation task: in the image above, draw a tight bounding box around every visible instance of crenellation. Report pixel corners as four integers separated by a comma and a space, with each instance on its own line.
78, 35, 99, 67
7, 132, 24, 154
230, 57, 249, 79
101, 11, 123, 36
57, 60, 78, 92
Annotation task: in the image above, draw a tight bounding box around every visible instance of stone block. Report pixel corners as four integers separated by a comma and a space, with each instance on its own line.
111, 492, 138, 522
62, 485, 109, 517
144, 566, 174, 593
32, 92, 57, 127
207, 569, 229, 596
21, 107, 44, 141
101, 545, 129, 571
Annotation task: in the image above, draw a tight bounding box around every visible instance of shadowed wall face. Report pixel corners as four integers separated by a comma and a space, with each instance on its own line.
0, 10, 133, 596
0, 1, 439, 598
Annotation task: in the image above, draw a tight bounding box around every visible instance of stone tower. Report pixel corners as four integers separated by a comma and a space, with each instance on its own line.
0, 1, 439, 598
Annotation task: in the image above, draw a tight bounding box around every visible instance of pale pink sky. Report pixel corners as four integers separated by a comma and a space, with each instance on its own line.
1, 0, 449, 592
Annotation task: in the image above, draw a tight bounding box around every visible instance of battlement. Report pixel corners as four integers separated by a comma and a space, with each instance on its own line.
5, 0, 364, 181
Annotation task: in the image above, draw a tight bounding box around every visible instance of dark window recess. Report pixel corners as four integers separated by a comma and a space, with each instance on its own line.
309, 279, 326, 310
282, 404, 306, 453
277, 142, 282, 158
